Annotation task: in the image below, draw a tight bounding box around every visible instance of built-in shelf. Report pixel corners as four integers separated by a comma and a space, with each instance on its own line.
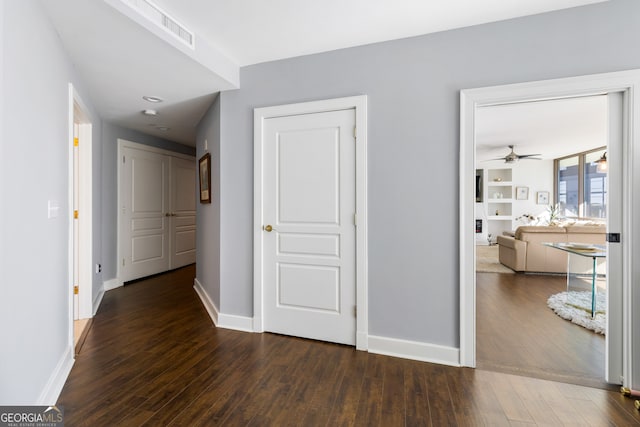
484, 168, 514, 239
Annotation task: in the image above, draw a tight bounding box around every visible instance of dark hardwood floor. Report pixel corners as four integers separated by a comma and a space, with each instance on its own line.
476, 272, 609, 390
57, 266, 640, 426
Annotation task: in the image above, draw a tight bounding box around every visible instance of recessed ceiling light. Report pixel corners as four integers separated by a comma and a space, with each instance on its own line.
156, 126, 170, 132
142, 95, 164, 103
142, 109, 158, 116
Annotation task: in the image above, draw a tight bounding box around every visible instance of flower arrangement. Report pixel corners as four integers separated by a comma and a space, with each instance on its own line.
516, 204, 562, 226
515, 213, 539, 225
547, 203, 561, 226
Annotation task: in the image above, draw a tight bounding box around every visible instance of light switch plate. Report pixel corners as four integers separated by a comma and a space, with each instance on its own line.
48, 200, 60, 219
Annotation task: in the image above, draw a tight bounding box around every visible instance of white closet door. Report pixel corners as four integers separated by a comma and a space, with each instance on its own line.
121, 147, 170, 281
170, 156, 196, 268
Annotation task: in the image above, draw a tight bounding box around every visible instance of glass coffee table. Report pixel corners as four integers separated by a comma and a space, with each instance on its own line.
543, 242, 606, 318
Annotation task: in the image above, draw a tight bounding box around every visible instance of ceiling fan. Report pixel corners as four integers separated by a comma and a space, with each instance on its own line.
490, 145, 541, 163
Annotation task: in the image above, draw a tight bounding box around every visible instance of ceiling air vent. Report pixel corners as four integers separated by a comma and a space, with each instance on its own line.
124, 0, 195, 49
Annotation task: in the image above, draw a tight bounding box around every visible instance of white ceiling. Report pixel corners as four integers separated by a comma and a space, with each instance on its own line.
41, 0, 607, 146
475, 95, 608, 163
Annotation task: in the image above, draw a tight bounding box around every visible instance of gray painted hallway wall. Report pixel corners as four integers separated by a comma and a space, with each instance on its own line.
197, 0, 640, 352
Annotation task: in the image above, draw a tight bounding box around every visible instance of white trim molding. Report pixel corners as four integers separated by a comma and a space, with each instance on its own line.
218, 313, 254, 333
460, 69, 640, 389
368, 335, 460, 367
103, 278, 123, 292
253, 95, 369, 350
193, 278, 219, 326
37, 347, 74, 405
194, 278, 254, 332
92, 288, 105, 315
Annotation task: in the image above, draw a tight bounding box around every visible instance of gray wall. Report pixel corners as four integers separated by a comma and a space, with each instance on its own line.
195, 96, 222, 310
0, 0, 101, 403
204, 0, 640, 349
100, 122, 195, 281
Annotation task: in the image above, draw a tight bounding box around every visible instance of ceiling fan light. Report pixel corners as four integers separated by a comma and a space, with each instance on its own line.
596, 152, 607, 173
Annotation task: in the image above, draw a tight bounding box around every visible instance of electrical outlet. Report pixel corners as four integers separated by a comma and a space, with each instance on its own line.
96, 263, 102, 274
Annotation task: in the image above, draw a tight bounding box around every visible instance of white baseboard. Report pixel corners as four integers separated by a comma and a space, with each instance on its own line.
37, 346, 75, 405
193, 278, 219, 326
368, 335, 460, 367
193, 279, 254, 332
194, 279, 458, 365
218, 313, 254, 332
92, 287, 105, 315
103, 278, 123, 292
356, 331, 368, 351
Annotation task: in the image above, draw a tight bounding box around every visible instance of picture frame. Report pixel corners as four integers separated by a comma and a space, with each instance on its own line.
516, 186, 529, 200
199, 153, 211, 204
537, 191, 549, 205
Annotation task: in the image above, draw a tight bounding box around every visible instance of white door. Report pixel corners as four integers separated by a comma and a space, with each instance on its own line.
605, 91, 623, 383
121, 147, 170, 281
262, 109, 357, 345
170, 156, 196, 268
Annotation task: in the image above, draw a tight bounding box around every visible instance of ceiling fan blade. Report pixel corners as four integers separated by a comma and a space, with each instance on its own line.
517, 154, 541, 159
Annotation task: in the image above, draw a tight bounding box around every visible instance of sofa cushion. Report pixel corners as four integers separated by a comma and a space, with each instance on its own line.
564, 224, 606, 234
514, 225, 566, 240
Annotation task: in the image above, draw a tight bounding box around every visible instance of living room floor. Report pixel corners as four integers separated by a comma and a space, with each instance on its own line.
476, 271, 612, 391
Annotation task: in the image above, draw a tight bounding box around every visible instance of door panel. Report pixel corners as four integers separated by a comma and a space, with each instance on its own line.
606, 91, 623, 383
278, 128, 340, 224
278, 233, 340, 258
278, 263, 340, 311
122, 147, 170, 281
171, 156, 196, 268
263, 109, 356, 345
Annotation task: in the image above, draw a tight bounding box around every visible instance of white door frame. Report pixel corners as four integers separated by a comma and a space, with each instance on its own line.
460, 70, 640, 388
67, 84, 93, 344
253, 95, 369, 350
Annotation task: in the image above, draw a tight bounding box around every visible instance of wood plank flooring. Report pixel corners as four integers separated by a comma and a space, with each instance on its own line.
477, 272, 608, 390
57, 265, 640, 426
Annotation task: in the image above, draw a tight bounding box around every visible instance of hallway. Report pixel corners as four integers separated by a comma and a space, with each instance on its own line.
57, 266, 640, 425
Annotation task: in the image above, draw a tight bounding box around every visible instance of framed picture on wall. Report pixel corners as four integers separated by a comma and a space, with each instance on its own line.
516, 186, 529, 200
537, 191, 549, 205
199, 153, 211, 203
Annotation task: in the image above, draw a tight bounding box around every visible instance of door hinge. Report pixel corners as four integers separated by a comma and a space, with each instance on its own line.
354, 213, 357, 226
122, 258, 125, 267
74, 285, 79, 295
353, 306, 357, 317
73, 137, 79, 147
74, 210, 79, 219
123, 155, 126, 164
353, 127, 357, 140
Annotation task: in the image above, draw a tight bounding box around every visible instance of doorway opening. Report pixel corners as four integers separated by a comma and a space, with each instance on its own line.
459, 70, 639, 390
69, 85, 94, 355
473, 96, 611, 389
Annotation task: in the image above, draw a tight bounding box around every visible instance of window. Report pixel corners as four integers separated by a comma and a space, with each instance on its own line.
555, 148, 606, 219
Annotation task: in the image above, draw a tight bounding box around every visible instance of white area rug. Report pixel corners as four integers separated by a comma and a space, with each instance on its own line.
476, 245, 514, 274
547, 291, 606, 335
